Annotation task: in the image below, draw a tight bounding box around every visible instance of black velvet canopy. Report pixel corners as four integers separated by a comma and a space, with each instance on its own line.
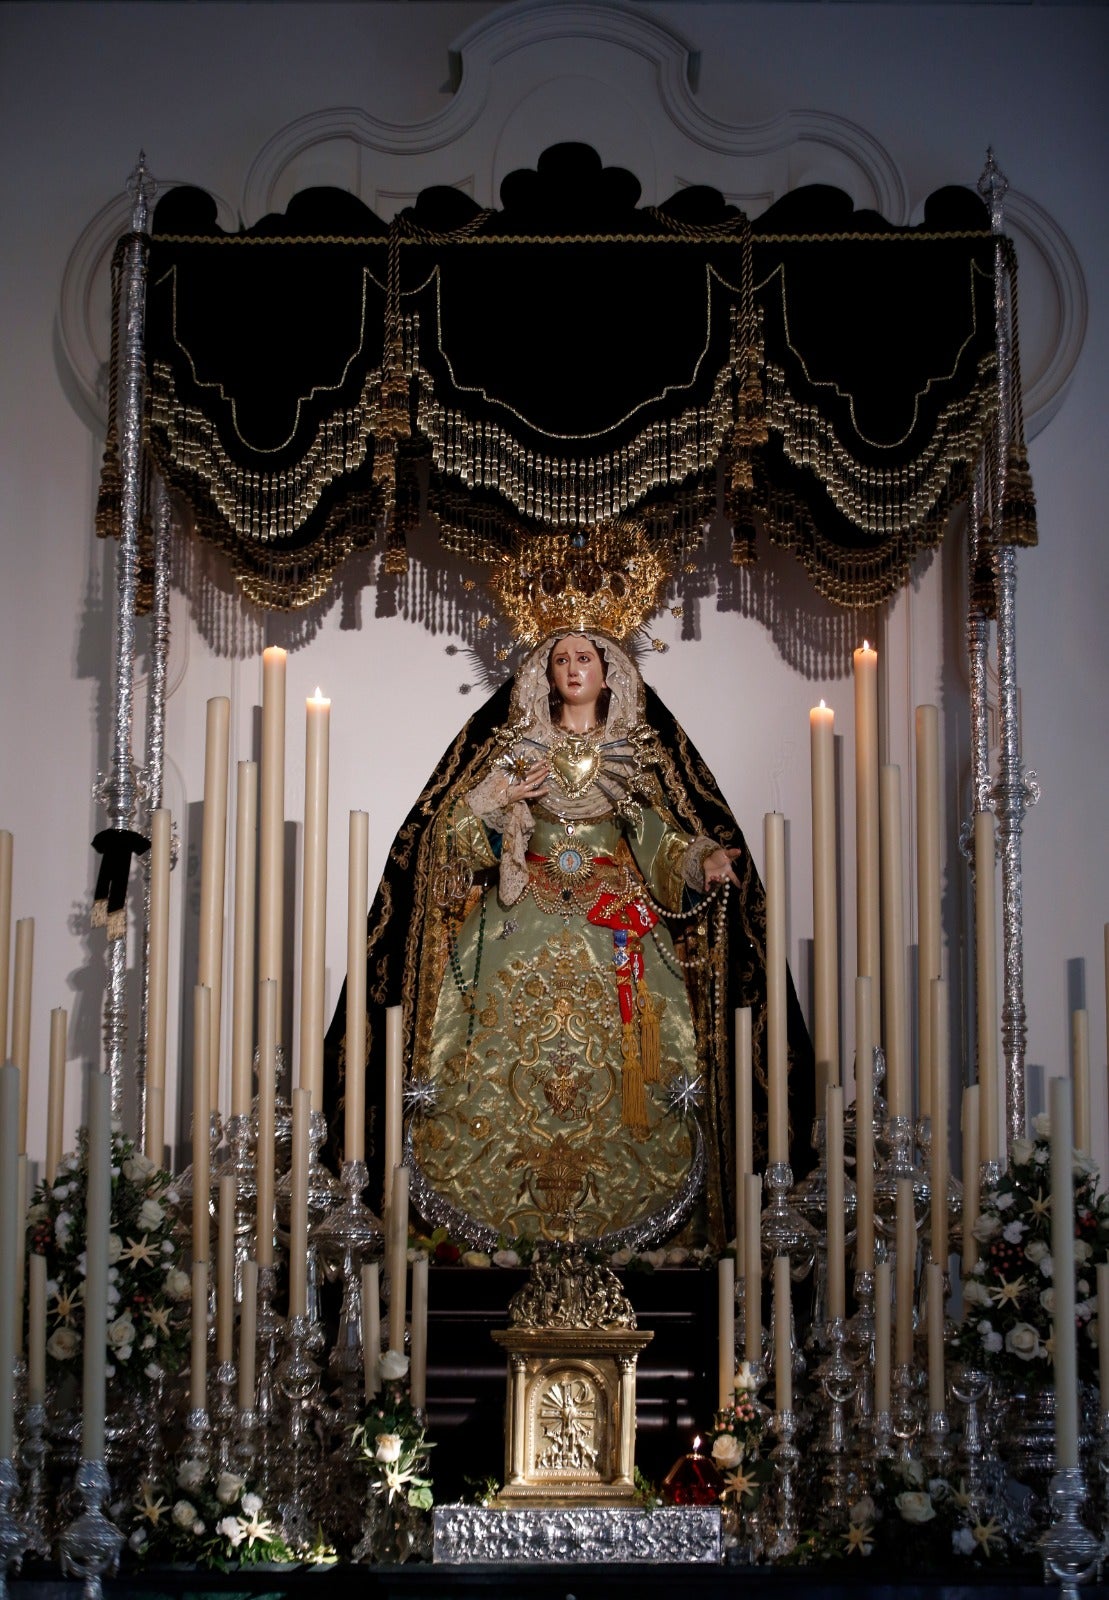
103, 143, 1017, 611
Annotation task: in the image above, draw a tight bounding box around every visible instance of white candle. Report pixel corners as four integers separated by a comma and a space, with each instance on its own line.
46, 1006, 66, 1183
1050, 1075, 1079, 1468
926, 1261, 946, 1414
216, 1172, 236, 1366
744, 1173, 762, 1364
930, 979, 950, 1266
411, 1252, 429, 1412
84, 1068, 111, 1458
879, 768, 909, 1120
190, 1260, 209, 1414
825, 1082, 845, 1321
27, 1249, 47, 1407
718, 1255, 736, 1408
763, 813, 788, 1164
230, 762, 258, 1120
1097, 1263, 1109, 1407
773, 1254, 792, 1413
853, 643, 881, 1047
385, 1005, 404, 1195
961, 1085, 980, 1276
145, 807, 171, 1163
0, 1065, 18, 1458
299, 690, 330, 1111
1072, 1008, 1091, 1153
345, 811, 369, 1165
198, 696, 230, 1112
255, 979, 276, 1268
855, 976, 875, 1272
388, 1163, 410, 1354
362, 1261, 381, 1398
974, 811, 1001, 1163
734, 1007, 752, 1251
874, 1259, 892, 1415
14, 1155, 26, 1366
915, 706, 942, 1118
192, 986, 211, 1265
810, 700, 838, 1106
895, 1175, 915, 1367
288, 1086, 310, 1320
0, 832, 11, 1062
11, 917, 33, 1150
238, 1258, 258, 1412
258, 647, 287, 1041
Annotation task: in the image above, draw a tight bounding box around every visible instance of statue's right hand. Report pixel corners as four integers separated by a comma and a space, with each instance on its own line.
506, 760, 550, 804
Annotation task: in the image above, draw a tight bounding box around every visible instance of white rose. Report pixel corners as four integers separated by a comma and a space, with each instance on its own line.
165, 1268, 192, 1302
711, 1434, 742, 1469
850, 1495, 876, 1526
609, 1247, 633, 1267
107, 1234, 123, 1264
896, 1457, 926, 1488
1010, 1138, 1035, 1166
241, 1492, 262, 1516
47, 1327, 79, 1360
644, 1249, 668, 1268
1073, 1239, 1092, 1263
1025, 1239, 1049, 1264
492, 1249, 520, 1268
1005, 1322, 1043, 1361
216, 1471, 245, 1505
378, 1349, 409, 1381
733, 1361, 759, 1393
218, 1515, 245, 1548
123, 1153, 156, 1182
1032, 1113, 1052, 1138
26, 1203, 49, 1225
962, 1279, 992, 1308
1074, 1152, 1099, 1178
1002, 1221, 1026, 1244
107, 1314, 134, 1351
977, 1320, 1002, 1354
895, 1491, 936, 1524
666, 1247, 689, 1265
1038, 1254, 1055, 1280
972, 1214, 1000, 1242
1040, 1287, 1056, 1314
192, 1521, 204, 1537
461, 1250, 491, 1268
995, 1191, 1015, 1211
171, 1500, 197, 1530
138, 1199, 165, 1231
145, 1362, 163, 1379
177, 1458, 205, 1492
54, 1213, 72, 1247
374, 1433, 403, 1463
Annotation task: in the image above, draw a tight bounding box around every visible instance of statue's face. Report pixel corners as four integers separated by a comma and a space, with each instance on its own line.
548, 635, 605, 712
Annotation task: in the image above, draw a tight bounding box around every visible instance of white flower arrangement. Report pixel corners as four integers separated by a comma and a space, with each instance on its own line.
126, 1462, 293, 1569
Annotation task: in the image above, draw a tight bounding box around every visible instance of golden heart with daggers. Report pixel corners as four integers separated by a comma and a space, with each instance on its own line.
550, 734, 600, 799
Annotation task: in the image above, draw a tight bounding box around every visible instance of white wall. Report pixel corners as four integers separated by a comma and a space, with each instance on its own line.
0, 1, 1106, 1176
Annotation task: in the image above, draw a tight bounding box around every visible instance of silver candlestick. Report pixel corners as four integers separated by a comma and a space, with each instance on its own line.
58, 1459, 123, 1600
276, 1312, 321, 1552
818, 1317, 859, 1517
0, 1459, 24, 1600
1040, 1467, 1101, 1600
765, 1409, 800, 1559
18, 1401, 49, 1558
313, 1157, 384, 1430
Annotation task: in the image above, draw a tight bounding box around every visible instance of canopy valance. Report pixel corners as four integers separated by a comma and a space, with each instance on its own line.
98, 143, 1025, 611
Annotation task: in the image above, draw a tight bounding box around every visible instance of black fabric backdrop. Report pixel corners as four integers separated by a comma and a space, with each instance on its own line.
133, 144, 999, 609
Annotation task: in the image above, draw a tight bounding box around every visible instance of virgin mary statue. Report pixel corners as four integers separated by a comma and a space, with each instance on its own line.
325, 624, 813, 1252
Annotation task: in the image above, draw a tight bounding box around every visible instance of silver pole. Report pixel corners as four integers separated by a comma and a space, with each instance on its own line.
99, 153, 155, 1124
136, 474, 173, 1151
977, 149, 1036, 1148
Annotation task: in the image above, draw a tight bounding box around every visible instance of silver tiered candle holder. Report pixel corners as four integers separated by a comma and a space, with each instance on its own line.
951, 1365, 990, 1512
19, 1401, 50, 1558
249, 1262, 283, 1503
1040, 1467, 1102, 1600
817, 1317, 859, 1517
791, 1118, 857, 1346
58, 1459, 123, 1600
276, 1312, 322, 1551
761, 1163, 816, 1393
313, 1158, 384, 1430
275, 1109, 340, 1338
765, 1409, 800, 1559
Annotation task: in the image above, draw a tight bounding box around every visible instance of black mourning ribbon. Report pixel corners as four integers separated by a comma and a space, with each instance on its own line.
91, 828, 150, 940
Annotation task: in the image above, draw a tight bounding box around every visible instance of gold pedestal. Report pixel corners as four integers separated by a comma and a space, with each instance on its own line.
490, 1250, 653, 1508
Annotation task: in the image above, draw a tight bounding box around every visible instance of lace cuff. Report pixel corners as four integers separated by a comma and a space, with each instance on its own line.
682, 835, 720, 891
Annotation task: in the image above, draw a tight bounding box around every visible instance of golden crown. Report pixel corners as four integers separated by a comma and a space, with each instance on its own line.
488, 521, 672, 646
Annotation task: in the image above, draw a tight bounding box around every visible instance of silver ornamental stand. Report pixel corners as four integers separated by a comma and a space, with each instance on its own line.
136, 473, 174, 1155
96, 153, 155, 1124
977, 149, 1038, 1149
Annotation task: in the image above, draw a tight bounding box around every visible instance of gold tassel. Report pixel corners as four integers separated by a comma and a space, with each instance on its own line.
621, 1022, 648, 1139
106, 907, 127, 942
90, 899, 107, 929
1000, 440, 1038, 547
639, 984, 660, 1085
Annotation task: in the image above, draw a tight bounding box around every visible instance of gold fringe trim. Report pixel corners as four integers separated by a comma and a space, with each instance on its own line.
620, 1021, 649, 1140
639, 984, 660, 1085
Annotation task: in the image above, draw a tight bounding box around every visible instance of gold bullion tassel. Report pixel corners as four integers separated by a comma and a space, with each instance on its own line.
971, 515, 997, 620
621, 1023, 649, 1139
639, 984, 660, 1085
1000, 440, 1038, 547
383, 529, 409, 576
731, 504, 758, 567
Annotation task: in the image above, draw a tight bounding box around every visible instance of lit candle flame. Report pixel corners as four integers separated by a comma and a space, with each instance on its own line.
863, 639, 870, 651
819, 698, 827, 709
692, 1434, 702, 1452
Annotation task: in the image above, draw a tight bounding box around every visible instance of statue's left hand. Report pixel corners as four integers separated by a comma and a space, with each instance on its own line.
702, 846, 741, 888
